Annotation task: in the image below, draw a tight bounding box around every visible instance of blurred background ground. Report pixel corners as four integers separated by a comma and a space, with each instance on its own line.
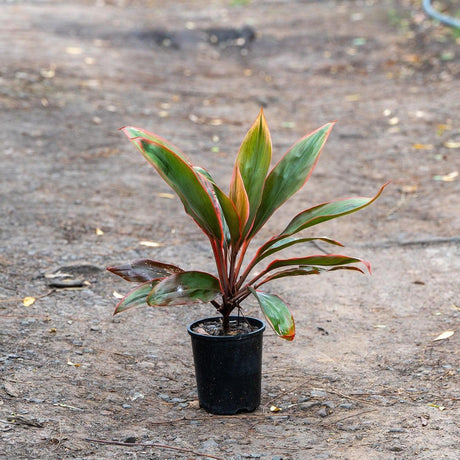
1, 0, 459, 459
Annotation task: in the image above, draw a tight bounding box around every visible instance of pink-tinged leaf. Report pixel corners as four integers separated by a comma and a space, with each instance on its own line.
327, 266, 366, 274
248, 288, 295, 341
255, 267, 321, 286
122, 134, 223, 242
278, 182, 389, 239
250, 122, 335, 238
147, 271, 221, 306
254, 236, 344, 264
265, 254, 371, 274
107, 259, 183, 282
113, 281, 158, 315
229, 165, 250, 232
230, 109, 272, 235
254, 265, 366, 288
194, 166, 241, 245
122, 126, 190, 162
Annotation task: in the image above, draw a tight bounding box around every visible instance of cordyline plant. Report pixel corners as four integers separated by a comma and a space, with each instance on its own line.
108, 110, 387, 340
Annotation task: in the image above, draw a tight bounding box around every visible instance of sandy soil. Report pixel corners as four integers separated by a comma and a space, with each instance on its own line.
1, 1, 459, 459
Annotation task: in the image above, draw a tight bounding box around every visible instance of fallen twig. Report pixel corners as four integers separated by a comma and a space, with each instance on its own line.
329, 408, 378, 424
326, 388, 377, 406
84, 438, 225, 459
362, 236, 460, 248
0, 289, 55, 304
147, 413, 289, 426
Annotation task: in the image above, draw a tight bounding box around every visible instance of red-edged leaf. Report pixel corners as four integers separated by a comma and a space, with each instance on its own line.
122, 133, 223, 242
113, 281, 159, 315
194, 166, 241, 245
277, 182, 389, 239
122, 126, 190, 162
254, 267, 321, 286
254, 265, 366, 288
254, 236, 344, 264
147, 271, 221, 306
248, 288, 295, 341
265, 254, 371, 274
250, 122, 335, 238
229, 165, 250, 232
107, 259, 183, 282
230, 109, 272, 235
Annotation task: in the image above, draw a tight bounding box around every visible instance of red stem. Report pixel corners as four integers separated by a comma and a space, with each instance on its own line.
233, 239, 253, 289
210, 238, 230, 297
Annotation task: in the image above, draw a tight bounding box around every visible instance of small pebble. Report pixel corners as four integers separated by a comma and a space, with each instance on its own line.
339, 403, 354, 410
201, 439, 218, 449
299, 401, 322, 410
124, 436, 137, 443
311, 389, 327, 398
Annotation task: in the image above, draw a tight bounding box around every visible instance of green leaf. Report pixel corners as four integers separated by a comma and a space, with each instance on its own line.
255, 265, 365, 287
265, 254, 371, 273
147, 271, 221, 306
122, 133, 223, 242
278, 182, 389, 239
122, 126, 189, 161
194, 166, 241, 245
255, 267, 321, 286
254, 236, 343, 264
114, 281, 158, 315
250, 122, 334, 238
107, 259, 183, 282
248, 288, 295, 341
229, 165, 250, 232
230, 109, 272, 235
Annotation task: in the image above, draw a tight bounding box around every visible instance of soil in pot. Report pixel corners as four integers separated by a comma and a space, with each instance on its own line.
191, 317, 257, 336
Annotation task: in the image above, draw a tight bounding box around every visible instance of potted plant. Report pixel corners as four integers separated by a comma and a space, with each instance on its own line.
107, 110, 387, 414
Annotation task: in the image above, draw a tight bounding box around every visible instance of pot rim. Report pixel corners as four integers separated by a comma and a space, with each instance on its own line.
187, 316, 266, 341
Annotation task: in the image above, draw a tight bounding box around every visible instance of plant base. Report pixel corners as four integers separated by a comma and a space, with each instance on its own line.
187, 316, 265, 415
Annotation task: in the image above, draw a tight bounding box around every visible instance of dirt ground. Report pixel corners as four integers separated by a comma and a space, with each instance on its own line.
1, 0, 459, 459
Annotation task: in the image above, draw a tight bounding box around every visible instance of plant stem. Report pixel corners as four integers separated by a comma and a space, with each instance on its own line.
222, 314, 230, 334
233, 239, 252, 288
210, 238, 230, 297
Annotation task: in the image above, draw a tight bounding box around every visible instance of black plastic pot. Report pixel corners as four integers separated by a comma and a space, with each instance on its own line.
187, 316, 265, 415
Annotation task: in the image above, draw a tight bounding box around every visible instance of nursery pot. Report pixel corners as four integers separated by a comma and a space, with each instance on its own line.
187, 316, 265, 415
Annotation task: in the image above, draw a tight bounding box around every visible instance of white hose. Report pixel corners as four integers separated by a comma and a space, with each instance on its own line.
423, 0, 460, 29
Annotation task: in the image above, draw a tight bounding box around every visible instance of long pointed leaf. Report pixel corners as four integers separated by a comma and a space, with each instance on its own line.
230, 109, 272, 235
122, 126, 190, 162
114, 280, 159, 315
122, 133, 223, 242
195, 166, 241, 245
248, 288, 295, 341
229, 165, 250, 231
107, 259, 183, 282
147, 271, 221, 306
250, 122, 334, 238
255, 265, 365, 287
265, 254, 371, 274
278, 182, 389, 239
254, 236, 344, 264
